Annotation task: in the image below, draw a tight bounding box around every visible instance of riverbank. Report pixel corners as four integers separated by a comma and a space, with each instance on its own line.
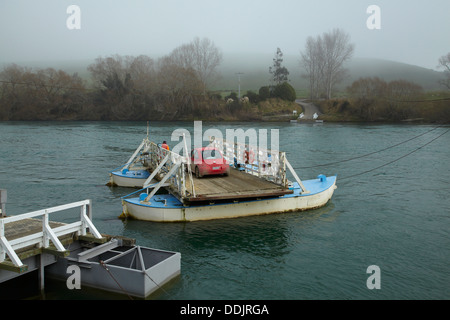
312, 95, 450, 124
133, 95, 446, 124
1, 95, 448, 123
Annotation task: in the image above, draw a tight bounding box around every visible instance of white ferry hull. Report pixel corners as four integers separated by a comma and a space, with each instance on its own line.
121, 176, 337, 222
108, 170, 151, 188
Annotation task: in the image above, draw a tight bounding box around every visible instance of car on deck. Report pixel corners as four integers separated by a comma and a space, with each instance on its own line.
190, 147, 230, 178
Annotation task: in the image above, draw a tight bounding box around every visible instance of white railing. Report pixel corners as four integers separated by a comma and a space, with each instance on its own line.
209, 137, 288, 187
210, 137, 308, 193
142, 141, 189, 201
0, 199, 102, 267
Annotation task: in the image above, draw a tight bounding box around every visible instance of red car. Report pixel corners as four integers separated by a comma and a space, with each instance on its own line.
190, 147, 230, 178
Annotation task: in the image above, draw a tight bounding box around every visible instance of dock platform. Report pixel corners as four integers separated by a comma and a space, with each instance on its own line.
1, 199, 181, 298
0, 200, 104, 273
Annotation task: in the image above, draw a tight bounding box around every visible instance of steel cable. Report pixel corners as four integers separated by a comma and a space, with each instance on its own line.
339, 128, 449, 181
296, 125, 444, 169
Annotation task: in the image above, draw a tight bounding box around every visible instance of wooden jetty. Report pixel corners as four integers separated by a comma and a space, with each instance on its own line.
0, 199, 103, 274
0, 197, 181, 298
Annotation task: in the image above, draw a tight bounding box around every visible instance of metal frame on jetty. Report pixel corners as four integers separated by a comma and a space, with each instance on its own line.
0, 195, 180, 298
121, 136, 337, 222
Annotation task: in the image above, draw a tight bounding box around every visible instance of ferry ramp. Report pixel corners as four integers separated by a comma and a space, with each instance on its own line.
184, 168, 292, 203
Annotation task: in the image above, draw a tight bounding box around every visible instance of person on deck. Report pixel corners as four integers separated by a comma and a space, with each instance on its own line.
161, 141, 170, 150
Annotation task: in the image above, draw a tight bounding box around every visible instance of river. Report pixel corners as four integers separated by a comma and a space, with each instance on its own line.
0, 121, 448, 300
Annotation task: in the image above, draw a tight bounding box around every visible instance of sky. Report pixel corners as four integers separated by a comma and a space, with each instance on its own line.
0, 0, 449, 70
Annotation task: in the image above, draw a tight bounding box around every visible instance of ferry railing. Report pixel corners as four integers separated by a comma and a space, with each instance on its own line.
209, 137, 288, 186
142, 142, 190, 201
109, 137, 151, 174
127, 137, 151, 169
137, 136, 309, 201
210, 137, 309, 193
0, 199, 103, 268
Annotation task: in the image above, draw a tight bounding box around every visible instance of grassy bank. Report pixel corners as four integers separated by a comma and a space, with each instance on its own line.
313, 91, 450, 123
185, 98, 300, 122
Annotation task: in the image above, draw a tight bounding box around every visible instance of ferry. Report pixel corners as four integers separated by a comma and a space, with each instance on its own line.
107, 133, 157, 188
119, 137, 337, 222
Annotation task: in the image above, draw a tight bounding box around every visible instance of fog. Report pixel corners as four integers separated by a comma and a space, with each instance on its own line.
0, 0, 448, 70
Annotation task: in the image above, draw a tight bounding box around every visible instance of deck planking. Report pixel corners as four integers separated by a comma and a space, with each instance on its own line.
184, 168, 292, 202
4, 218, 66, 241
2, 218, 74, 260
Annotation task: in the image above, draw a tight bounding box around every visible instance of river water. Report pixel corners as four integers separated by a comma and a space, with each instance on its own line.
0, 121, 448, 300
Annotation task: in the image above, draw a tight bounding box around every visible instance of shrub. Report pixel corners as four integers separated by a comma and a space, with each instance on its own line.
224, 92, 238, 101
246, 90, 259, 103
258, 86, 270, 101
273, 82, 296, 101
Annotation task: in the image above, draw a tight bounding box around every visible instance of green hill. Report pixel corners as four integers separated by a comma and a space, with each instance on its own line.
2, 54, 445, 93
214, 53, 445, 93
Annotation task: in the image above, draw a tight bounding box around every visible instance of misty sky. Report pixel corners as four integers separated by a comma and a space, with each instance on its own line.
0, 0, 448, 69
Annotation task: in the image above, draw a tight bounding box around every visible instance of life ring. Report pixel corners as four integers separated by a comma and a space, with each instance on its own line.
243, 150, 255, 164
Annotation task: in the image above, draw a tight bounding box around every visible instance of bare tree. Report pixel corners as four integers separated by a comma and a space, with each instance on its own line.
156, 55, 204, 115
301, 36, 324, 99
322, 29, 354, 99
87, 55, 156, 119
192, 37, 223, 92
169, 37, 222, 94
170, 43, 195, 70
437, 52, 450, 90
88, 55, 126, 90
301, 28, 354, 99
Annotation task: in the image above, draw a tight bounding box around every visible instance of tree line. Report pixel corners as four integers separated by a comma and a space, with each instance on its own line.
0, 37, 225, 121
0, 30, 355, 121
1, 32, 447, 122
0, 65, 87, 120
0, 37, 298, 121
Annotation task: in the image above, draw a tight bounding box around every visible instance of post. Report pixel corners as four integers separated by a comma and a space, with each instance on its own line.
285, 158, 309, 194
183, 133, 195, 197
236, 72, 244, 99
124, 139, 146, 170
80, 202, 102, 239
279, 152, 287, 187
145, 162, 181, 202
39, 253, 45, 295
0, 189, 6, 217
86, 199, 93, 221
143, 153, 170, 188
0, 219, 5, 262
